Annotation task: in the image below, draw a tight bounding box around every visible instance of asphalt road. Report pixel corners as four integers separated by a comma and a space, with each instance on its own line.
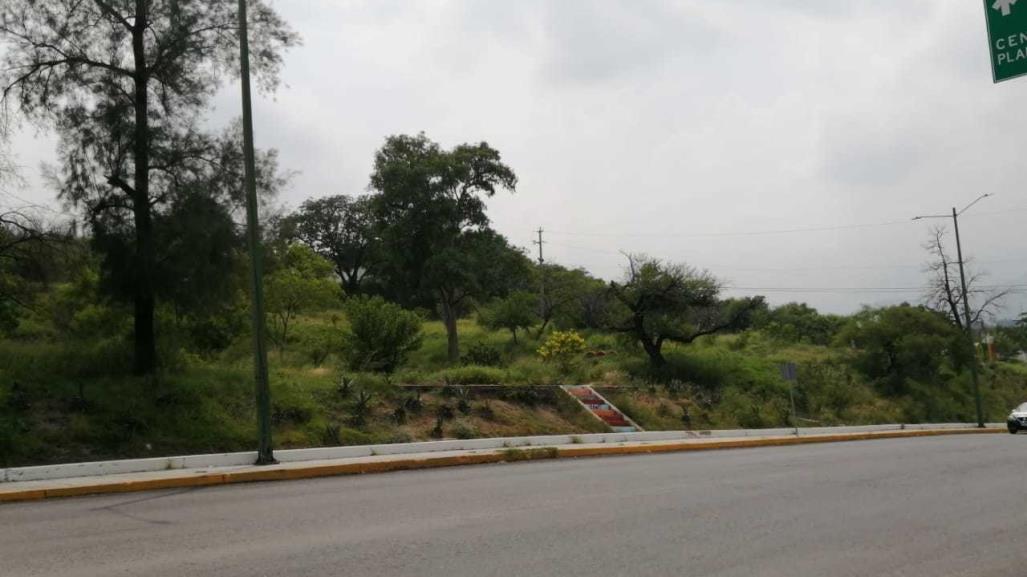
2, 435, 1025, 577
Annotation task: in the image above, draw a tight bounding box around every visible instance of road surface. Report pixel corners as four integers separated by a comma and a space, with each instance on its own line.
1, 435, 1024, 576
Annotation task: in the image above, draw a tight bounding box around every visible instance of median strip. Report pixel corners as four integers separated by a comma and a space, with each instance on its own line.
0, 427, 1002, 504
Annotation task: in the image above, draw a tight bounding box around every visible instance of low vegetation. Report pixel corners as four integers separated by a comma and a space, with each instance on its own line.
2, 300, 1025, 467
0, 13, 1023, 467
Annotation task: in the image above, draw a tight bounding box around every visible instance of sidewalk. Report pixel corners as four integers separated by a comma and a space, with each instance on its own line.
0, 426, 1001, 504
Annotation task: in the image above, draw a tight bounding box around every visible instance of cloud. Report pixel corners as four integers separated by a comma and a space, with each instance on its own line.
5, 0, 1026, 316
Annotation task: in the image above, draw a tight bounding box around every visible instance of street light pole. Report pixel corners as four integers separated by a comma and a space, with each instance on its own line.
238, 0, 275, 464
913, 194, 991, 428
951, 206, 984, 428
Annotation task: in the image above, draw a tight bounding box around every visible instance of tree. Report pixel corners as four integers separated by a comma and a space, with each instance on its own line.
836, 305, 965, 397
607, 254, 763, 368
0, 206, 67, 333
923, 227, 1007, 332
533, 264, 607, 335
265, 244, 341, 353
283, 194, 377, 294
755, 302, 843, 346
370, 133, 522, 363
341, 295, 422, 373
0, 209, 40, 331
152, 191, 242, 319
425, 230, 532, 361
0, 1, 298, 374
480, 291, 538, 344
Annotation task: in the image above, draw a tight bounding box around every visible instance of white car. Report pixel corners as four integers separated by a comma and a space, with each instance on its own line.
1008, 402, 1027, 434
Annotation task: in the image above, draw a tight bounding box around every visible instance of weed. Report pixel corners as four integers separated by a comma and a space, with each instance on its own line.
502, 447, 558, 461
350, 388, 374, 426
321, 423, 341, 445
392, 406, 407, 425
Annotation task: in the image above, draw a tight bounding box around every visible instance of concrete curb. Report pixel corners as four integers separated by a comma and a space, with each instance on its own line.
0, 427, 1002, 504
3, 423, 1002, 483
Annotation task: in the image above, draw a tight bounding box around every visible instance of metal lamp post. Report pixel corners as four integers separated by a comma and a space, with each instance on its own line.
913, 194, 992, 428
237, 0, 275, 464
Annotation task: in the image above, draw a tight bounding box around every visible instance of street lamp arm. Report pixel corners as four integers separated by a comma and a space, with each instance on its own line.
957, 193, 993, 216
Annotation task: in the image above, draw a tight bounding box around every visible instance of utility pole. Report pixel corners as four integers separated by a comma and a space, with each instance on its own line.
914, 194, 991, 428
533, 228, 546, 335
237, 0, 275, 464
533, 227, 545, 265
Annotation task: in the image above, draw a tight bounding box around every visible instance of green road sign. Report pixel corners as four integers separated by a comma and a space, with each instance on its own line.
985, 0, 1027, 82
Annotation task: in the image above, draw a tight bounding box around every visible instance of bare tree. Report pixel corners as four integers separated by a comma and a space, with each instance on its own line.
923, 226, 1007, 331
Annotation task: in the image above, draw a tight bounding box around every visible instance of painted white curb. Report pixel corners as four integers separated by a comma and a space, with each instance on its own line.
0, 423, 1000, 483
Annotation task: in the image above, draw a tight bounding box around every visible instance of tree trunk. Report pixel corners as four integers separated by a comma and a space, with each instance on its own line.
641, 337, 666, 368
440, 297, 460, 364
130, 3, 156, 375
535, 317, 551, 338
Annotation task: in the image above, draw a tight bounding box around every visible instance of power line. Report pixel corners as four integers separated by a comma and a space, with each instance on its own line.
547, 219, 912, 239
544, 240, 1027, 273
723, 284, 1027, 294
546, 205, 1027, 240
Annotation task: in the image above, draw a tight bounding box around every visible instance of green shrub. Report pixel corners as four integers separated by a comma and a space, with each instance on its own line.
296, 323, 343, 367
479, 291, 538, 344
462, 342, 503, 367
433, 365, 506, 385
505, 359, 560, 385
451, 419, 479, 439
538, 330, 587, 376
341, 296, 422, 373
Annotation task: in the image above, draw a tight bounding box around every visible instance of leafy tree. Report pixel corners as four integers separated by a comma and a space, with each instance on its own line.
0, 207, 67, 333
0, 210, 38, 331
0, 1, 298, 374
284, 194, 377, 294
298, 323, 342, 367
608, 254, 763, 368
534, 264, 608, 335
425, 230, 532, 360
265, 244, 341, 353
756, 302, 843, 346
369, 134, 522, 362
341, 296, 423, 373
480, 291, 538, 344
835, 305, 966, 396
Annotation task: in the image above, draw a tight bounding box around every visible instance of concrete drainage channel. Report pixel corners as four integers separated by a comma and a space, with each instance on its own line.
0, 423, 1001, 484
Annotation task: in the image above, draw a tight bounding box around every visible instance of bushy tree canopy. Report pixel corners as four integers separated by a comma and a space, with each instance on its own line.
836, 305, 966, 396
0, 0, 298, 373
755, 302, 844, 346
608, 254, 763, 368
341, 295, 423, 373
480, 291, 538, 343
265, 244, 341, 352
283, 194, 377, 295
369, 133, 522, 362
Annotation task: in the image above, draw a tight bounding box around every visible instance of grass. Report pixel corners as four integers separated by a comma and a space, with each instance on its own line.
2, 311, 1025, 467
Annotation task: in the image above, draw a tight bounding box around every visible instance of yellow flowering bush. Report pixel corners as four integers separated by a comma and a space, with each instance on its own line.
537, 330, 587, 375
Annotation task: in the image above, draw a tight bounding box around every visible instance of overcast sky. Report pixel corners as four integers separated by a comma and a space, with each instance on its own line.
5, 0, 1027, 316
